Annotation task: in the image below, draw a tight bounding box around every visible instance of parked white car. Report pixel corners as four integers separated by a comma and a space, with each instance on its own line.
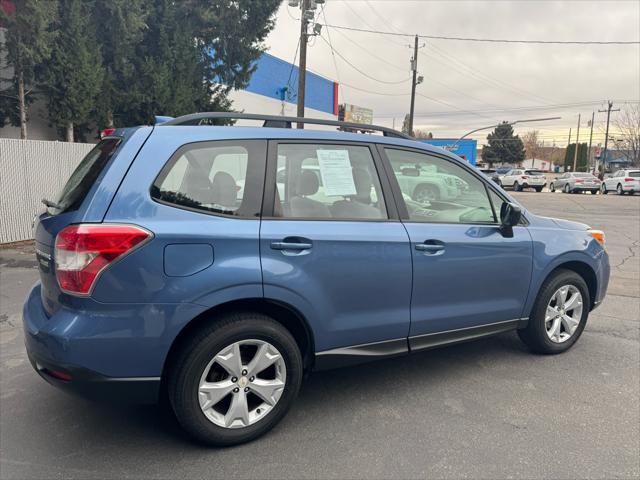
499, 169, 547, 192
601, 169, 640, 195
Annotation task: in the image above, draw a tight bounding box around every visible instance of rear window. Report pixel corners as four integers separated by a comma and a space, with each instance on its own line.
573, 173, 594, 177
53, 138, 121, 214
151, 140, 266, 218
629, 171, 640, 178
524, 170, 544, 176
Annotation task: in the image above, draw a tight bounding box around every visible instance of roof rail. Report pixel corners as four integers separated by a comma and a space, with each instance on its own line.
160, 112, 412, 140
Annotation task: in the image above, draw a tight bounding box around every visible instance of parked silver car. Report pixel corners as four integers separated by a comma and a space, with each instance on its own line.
550, 172, 601, 194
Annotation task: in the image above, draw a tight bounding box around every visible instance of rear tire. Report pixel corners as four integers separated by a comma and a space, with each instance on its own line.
513, 181, 522, 192
518, 269, 590, 354
564, 184, 571, 194
590, 190, 598, 195
550, 183, 555, 192
167, 312, 303, 446
617, 184, 624, 195
535, 187, 543, 192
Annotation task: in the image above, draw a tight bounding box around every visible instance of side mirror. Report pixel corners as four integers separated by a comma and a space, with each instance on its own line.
499, 202, 522, 237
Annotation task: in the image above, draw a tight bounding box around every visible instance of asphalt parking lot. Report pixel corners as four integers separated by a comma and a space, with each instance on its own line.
1, 192, 638, 479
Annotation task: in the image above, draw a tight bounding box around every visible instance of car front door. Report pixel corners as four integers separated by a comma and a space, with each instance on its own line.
260, 141, 412, 360
380, 146, 533, 350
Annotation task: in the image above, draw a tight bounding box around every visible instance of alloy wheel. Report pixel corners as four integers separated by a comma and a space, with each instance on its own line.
545, 285, 583, 343
198, 339, 286, 429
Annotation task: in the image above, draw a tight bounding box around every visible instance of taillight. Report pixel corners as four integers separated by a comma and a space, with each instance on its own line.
55, 224, 152, 295
100, 128, 116, 138
624, 177, 635, 182
575, 179, 584, 184
521, 176, 529, 180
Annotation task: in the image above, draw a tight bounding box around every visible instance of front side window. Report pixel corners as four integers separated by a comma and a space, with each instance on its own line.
151, 140, 266, 217
274, 143, 387, 220
385, 148, 497, 224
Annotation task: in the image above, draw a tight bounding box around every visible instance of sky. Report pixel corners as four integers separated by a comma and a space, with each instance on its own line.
263, 0, 640, 146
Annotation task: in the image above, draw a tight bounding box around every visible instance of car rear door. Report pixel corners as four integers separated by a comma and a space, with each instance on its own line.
259, 140, 412, 360
379, 146, 533, 350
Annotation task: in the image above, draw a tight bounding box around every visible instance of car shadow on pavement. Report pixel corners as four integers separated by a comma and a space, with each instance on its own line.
13, 331, 531, 452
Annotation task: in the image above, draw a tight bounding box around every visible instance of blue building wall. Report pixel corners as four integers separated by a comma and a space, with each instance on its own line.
243, 53, 336, 115
419, 139, 477, 166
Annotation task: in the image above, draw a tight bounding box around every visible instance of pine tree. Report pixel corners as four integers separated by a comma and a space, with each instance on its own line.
39, 0, 103, 142
481, 122, 525, 167
0, 0, 57, 138
92, 0, 148, 128
564, 143, 588, 171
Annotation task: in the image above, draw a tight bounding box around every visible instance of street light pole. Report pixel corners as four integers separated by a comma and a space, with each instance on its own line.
456, 117, 561, 144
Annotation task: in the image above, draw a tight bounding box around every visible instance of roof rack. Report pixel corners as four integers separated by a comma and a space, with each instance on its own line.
160, 112, 412, 140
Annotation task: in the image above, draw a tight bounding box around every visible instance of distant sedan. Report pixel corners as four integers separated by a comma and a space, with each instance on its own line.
550, 172, 601, 194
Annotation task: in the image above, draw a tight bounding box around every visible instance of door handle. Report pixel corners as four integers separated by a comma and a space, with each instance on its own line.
415, 240, 445, 255
271, 242, 312, 250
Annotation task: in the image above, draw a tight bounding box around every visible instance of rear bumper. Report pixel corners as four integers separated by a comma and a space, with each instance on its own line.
621, 182, 639, 192
26, 349, 160, 404
22, 283, 204, 404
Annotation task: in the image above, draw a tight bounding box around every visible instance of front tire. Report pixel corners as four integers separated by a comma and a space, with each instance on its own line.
513, 181, 522, 192
167, 312, 303, 446
550, 183, 556, 192
518, 269, 589, 354
601, 183, 608, 194
535, 187, 543, 192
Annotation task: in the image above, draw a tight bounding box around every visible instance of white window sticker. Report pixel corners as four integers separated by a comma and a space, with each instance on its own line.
316, 149, 356, 196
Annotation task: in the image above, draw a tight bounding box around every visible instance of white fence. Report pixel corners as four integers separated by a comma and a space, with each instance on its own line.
0, 138, 93, 244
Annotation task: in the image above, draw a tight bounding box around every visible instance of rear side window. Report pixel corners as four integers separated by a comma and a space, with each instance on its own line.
54, 138, 121, 214
151, 140, 266, 218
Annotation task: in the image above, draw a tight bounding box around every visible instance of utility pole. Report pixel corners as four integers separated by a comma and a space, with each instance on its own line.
296, 0, 309, 128
572, 113, 581, 171
566, 128, 572, 170
408, 35, 419, 137
587, 111, 595, 172
598, 101, 620, 171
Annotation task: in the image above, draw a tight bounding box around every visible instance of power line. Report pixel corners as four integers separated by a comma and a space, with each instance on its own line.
317, 35, 411, 85
316, 22, 640, 45
320, 3, 345, 103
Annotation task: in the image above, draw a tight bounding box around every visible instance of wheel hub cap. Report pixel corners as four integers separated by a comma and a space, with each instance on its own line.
198, 339, 286, 429
545, 285, 583, 343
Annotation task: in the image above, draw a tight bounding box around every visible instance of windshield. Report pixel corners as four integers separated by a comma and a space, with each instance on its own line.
52, 138, 121, 214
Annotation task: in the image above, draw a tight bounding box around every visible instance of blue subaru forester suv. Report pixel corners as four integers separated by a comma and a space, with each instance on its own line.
24, 113, 609, 446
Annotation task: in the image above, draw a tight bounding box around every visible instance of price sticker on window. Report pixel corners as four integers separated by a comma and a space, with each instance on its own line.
316, 149, 356, 196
